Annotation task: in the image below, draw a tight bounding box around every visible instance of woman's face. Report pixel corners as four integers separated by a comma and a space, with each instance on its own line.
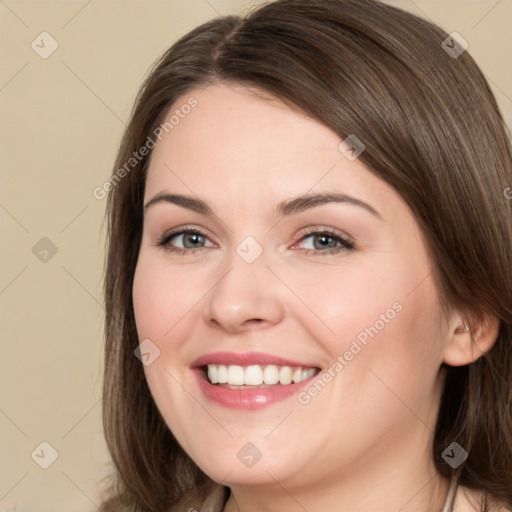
132, 83, 450, 490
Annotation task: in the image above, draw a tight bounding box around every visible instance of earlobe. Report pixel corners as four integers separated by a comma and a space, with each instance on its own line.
442, 313, 501, 367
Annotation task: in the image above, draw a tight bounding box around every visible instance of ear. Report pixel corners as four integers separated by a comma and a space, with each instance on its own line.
442, 310, 501, 367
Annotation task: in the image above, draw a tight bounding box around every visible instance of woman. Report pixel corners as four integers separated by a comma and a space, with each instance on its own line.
100, 0, 512, 510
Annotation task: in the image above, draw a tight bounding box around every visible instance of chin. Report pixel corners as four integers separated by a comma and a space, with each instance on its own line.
182, 438, 301, 487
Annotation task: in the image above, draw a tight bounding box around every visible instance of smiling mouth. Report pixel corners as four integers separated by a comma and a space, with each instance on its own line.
202, 364, 320, 388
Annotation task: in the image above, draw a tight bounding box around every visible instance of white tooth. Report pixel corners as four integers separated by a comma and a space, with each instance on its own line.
227, 365, 245, 385
244, 365, 263, 385
209, 363, 316, 386
217, 364, 228, 384
292, 367, 303, 383
305, 368, 317, 379
279, 366, 293, 385
208, 365, 218, 384
263, 365, 279, 385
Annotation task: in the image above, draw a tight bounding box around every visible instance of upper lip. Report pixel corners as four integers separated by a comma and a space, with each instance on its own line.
191, 351, 319, 368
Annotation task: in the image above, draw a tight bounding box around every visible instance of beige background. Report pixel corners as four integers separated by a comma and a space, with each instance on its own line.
0, 0, 511, 510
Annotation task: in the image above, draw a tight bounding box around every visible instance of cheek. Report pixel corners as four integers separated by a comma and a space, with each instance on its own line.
132, 258, 207, 455
132, 256, 196, 340
292, 260, 407, 356
132, 262, 163, 338
288, 261, 444, 461
308, 253, 444, 392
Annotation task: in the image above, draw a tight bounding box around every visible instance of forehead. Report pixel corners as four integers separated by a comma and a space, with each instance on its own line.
148, 83, 338, 167
144, 83, 395, 220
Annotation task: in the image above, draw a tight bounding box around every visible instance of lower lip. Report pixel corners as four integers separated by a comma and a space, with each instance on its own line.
192, 368, 317, 410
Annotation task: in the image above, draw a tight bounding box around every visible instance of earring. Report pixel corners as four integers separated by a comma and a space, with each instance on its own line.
463, 321, 470, 332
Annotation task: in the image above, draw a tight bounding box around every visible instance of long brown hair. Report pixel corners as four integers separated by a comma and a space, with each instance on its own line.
100, 0, 512, 509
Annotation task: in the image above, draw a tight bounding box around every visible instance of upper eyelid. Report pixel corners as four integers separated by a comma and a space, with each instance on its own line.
295, 226, 354, 245
162, 225, 215, 242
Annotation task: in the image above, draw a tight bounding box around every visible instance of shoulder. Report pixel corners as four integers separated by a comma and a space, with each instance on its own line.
454, 484, 511, 512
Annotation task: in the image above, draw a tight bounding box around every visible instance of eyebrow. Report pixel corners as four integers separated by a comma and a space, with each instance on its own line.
143, 191, 382, 220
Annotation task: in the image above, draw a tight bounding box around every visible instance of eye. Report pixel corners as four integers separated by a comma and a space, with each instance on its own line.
156, 226, 215, 254
294, 228, 354, 255
155, 226, 354, 256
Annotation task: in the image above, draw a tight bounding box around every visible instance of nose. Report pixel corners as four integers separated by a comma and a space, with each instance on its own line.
202, 247, 286, 334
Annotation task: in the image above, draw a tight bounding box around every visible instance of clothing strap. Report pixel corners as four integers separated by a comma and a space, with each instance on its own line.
441, 472, 459, 512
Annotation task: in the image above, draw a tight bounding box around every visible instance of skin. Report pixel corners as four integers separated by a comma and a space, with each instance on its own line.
132, 83, 500, 512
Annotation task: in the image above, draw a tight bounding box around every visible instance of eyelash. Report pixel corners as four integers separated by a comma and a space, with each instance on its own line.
156, 225, 355, 256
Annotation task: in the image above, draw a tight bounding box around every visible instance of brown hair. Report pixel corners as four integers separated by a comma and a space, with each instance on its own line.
100, 0, 512, 509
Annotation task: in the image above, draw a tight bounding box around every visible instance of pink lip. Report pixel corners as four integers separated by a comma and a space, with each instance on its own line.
191, 351, 316, 368
190, 351, 320, 410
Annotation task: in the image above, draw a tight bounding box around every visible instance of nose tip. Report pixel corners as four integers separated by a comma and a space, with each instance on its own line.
202, 259, 286, 334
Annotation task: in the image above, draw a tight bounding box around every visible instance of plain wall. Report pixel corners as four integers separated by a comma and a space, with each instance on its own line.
1, 1, 511, 510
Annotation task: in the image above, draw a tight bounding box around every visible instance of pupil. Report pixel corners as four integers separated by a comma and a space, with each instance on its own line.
185, 233, 202, 248
315, 234, 335, 249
